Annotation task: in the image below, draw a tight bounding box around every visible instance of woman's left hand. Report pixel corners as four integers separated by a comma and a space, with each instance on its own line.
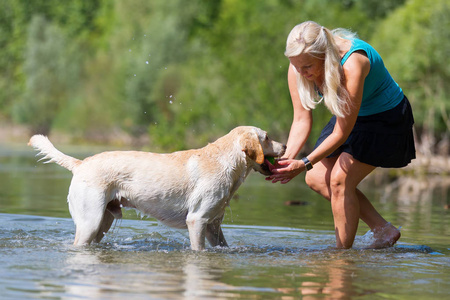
265, 159, 305, 184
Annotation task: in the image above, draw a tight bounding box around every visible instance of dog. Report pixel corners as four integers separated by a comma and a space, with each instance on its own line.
28, 126, 286, 250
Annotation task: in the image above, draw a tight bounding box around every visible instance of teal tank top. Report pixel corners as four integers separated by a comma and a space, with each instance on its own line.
341, 38, 404, 116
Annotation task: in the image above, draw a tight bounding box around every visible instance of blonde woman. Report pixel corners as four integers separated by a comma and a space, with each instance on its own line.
267, 21, 415, 249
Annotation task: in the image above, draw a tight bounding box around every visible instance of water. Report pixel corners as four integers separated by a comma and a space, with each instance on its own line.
1, 143, 449, 299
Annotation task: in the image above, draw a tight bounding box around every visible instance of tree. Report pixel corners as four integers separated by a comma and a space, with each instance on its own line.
370, 0, 450, 153
12, 16, 80, 135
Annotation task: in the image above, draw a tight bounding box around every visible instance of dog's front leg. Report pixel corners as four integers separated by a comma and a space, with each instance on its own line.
206, 219, 228, 248
186, 214, 208, 251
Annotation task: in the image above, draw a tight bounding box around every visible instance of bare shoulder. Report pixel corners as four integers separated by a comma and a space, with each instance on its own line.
343, 51, 370, 79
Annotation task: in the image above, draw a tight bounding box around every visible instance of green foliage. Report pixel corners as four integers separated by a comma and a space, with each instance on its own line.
0, 0, 448, 151
350, 0, 407, 19
371, 0, 450, 133
12, 16, 81, 134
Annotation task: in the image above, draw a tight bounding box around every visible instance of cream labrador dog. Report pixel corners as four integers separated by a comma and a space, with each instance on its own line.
29, 126, 286, 250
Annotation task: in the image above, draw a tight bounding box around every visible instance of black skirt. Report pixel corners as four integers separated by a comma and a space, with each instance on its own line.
313, 96, 416, 168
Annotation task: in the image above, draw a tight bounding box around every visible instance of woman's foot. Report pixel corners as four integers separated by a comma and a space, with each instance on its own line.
367, 222, 401, 249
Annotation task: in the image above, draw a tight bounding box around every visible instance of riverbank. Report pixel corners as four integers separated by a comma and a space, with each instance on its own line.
1, 122, 449, 176
0, 122, 149, 149
404, 153, 450, 176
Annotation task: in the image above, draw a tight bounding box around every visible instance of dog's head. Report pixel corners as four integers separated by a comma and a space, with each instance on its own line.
234, 126, 286, 176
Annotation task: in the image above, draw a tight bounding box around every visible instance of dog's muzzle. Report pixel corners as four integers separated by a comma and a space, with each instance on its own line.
259, 157, 275, 176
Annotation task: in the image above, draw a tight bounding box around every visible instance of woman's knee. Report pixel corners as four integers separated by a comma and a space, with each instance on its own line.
305, 170, 330, 199
329, 154, 375, 198
329, 170, 347, 198
304, 170, 317, 189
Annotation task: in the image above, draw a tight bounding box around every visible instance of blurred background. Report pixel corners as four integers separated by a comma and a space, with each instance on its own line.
0, 0, 449, 157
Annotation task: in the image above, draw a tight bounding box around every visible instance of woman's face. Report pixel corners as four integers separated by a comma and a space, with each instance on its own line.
289, 53, 324, 84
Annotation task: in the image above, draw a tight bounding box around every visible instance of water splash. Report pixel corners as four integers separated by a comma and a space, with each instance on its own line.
355, 229, 375, 248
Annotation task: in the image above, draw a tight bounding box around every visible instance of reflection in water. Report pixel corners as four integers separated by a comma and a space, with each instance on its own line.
305, 260, 356, 299
182, 260, 233, 299
62, 248, 364, 299
320, 260, 355, 299
63, 248, 235, 299
275, 259, 360, 299
376, 175, 450, 245
381, 175, 450, 205
0, 214, 448, 299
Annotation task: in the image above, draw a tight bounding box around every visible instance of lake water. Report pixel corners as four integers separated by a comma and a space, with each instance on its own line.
0, 142, 449, 299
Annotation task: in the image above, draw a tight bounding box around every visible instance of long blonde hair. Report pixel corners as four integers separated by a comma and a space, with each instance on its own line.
285, 21, 355, 117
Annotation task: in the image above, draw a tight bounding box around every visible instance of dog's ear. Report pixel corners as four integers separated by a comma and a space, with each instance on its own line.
241, 134, 265, 164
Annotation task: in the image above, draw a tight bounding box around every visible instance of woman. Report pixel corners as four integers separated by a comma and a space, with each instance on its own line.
267, 21, 415, 249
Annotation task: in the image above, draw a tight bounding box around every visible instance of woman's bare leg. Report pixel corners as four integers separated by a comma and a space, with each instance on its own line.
329, 153, 377, 248
305, 154, 400, 248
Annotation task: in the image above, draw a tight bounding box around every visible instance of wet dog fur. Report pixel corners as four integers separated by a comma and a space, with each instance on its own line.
28, 126, 286, 250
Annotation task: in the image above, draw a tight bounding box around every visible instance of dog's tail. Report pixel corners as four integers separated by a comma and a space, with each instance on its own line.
28, 135, 82, 172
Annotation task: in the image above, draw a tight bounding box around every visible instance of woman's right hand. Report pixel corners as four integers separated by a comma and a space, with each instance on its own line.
265, 159, 305, 184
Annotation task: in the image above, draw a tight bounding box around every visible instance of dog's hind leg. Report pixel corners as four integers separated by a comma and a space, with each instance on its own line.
206, 218, 228, 248
69, 179, 108, 246
93, 199, 124, 242
94, 210, 115, 243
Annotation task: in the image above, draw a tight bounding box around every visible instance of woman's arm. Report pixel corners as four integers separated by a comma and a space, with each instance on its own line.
268, 52, 370, 184
283, 64, 313, 159
306, 52, 369, 165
